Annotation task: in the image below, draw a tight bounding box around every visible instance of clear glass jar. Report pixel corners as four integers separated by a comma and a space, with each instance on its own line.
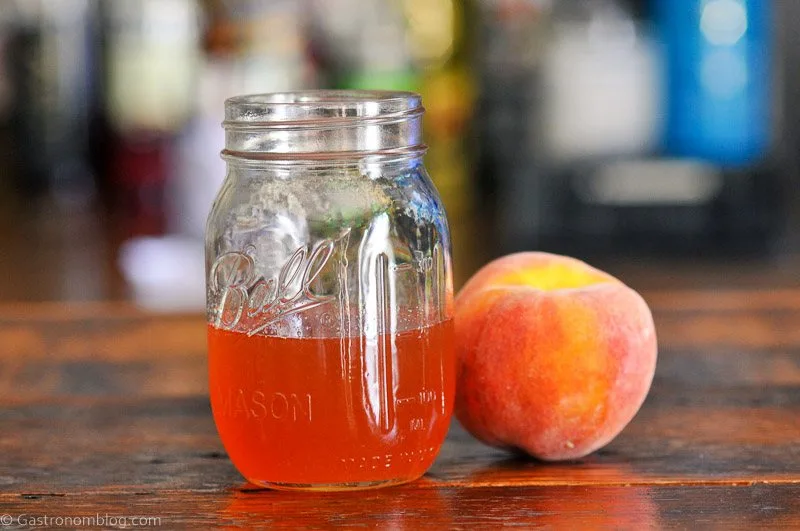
205, 91, 454, 491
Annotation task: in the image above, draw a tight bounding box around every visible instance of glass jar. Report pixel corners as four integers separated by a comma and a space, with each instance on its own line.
205, 91, 455, 491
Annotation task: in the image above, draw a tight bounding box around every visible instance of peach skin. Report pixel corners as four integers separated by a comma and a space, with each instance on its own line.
454, 252, 657, 461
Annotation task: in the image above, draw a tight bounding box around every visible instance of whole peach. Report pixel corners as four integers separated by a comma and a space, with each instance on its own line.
454, 252, 657, 460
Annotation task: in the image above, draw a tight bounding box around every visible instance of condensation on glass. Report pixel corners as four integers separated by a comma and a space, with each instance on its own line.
205, 91, 455, 491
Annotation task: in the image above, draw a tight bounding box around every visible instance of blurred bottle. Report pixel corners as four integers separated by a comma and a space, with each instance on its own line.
653, 0, 771, 166
540, 0, 659, 161
310, 0, 418, 91
6, 0, 97, 204
205, 0, 312, 93
101, 0, 201, 236
475, 0, 552, 251
475, 0, 550, 195
528, 0, 660, 247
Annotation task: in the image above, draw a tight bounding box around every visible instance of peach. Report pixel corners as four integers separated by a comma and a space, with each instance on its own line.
454, 252, 657, 461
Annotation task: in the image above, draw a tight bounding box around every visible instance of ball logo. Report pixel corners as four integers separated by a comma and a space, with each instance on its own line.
209, 240, 336, 336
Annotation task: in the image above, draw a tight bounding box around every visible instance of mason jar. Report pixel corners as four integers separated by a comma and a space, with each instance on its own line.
205, 91, 455, 491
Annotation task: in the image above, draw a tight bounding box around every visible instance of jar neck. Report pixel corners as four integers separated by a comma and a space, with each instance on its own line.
223, 151, 427, 180
222, 90, 425, 161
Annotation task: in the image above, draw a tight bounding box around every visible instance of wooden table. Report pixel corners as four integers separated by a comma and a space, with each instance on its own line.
1, 291, 799, 529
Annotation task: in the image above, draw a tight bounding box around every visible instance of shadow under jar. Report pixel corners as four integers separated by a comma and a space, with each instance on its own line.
206, 91, 455, 491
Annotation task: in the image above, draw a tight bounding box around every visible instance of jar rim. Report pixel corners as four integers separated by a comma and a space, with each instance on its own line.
223, 90, 425, 156
224, 90, 423, 125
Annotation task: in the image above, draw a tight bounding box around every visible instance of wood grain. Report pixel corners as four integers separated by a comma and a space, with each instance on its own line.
0, 294, 798, 527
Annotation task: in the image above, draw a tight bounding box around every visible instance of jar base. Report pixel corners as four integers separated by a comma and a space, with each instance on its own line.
247, 475, 422, 492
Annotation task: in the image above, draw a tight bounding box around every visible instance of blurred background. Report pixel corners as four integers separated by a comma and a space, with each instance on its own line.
0, 0, 798, 309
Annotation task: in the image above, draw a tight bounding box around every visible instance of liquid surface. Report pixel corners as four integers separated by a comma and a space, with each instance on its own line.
208, 320, 455, 487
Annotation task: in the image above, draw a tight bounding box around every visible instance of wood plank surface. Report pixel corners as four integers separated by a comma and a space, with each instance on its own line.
1, 485, 798, 529
0, 292, 799, 527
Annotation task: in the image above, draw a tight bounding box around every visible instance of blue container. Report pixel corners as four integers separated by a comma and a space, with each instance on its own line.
653, 0, 772, 166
